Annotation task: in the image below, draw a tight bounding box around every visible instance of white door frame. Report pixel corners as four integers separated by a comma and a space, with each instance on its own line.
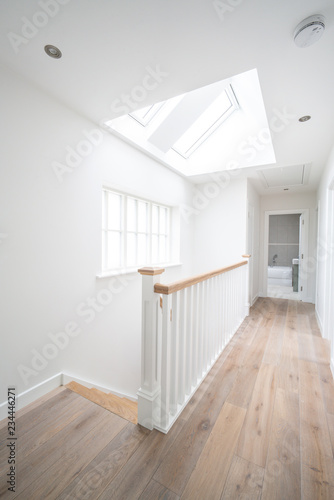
324, 179, 334, 343
263, 208, 309, 301
247, 201, 255, 305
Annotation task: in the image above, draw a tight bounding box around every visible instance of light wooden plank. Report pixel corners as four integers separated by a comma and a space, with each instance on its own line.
153, 357, 240, 495
57, 423, 149, 500
237, 363, 277, 468
301, 458, 334, 499
278, 305, 299, 393
139, 480, 180, 500
15, 410, 127, 500
226, 329, 269, 409
299, 360, 333, 469
262, 314, 285, 365
327, 412, 334, 457
221, 456, 264, 499
181, 403, 246, 500
298, 332, 317, 363
318, 363, 334, 415
0, 402, 108, 498
97, 416, 188, 500
262, 388, 301, 500
0, 386, 67, 431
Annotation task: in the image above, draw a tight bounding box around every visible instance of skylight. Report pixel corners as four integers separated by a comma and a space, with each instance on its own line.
104, 69, 276, 177
129, 102, 165, 126
172, 85, 238, 158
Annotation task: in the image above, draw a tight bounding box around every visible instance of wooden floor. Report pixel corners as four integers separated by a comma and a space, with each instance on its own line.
1, 297, 334, 499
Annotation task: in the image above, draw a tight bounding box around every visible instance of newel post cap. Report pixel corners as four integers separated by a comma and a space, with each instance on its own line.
138, 267, 165, 276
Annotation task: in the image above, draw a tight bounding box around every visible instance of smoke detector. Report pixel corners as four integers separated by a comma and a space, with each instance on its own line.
294, 15, 325, 48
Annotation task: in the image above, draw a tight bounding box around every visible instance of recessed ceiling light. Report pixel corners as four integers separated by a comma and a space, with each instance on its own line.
284, 188, 289, 191
299, 115, 311, 122
44, 45, 62, 59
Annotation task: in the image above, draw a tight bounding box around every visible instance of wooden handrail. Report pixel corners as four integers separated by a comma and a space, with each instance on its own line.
154, 260, 248, 295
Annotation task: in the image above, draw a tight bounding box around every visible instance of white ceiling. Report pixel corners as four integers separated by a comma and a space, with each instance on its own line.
1, 0, 334, 193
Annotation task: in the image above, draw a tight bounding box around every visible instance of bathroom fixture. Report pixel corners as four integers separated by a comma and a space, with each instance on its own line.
272, 254, 278, 266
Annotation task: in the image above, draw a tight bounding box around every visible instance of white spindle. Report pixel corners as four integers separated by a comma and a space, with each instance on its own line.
178, 289, 186, 405
192, 284, 198, 387
185, 286, 193, 395
170, 292, 179, 416
160, 293, 172, 429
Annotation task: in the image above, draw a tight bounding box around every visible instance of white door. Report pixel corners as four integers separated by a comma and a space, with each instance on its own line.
298, 211, 309, 301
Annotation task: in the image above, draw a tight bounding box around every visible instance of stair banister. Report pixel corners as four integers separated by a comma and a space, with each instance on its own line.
138, 257, 250, 433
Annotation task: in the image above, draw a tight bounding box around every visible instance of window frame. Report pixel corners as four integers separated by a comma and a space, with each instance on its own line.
102, 188, 171, 273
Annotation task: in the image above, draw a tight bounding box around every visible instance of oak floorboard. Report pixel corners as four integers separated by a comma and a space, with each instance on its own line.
299, 360, 333, 472
236, 363, 277, 468
221, 455, 264, 499
0, 387, 78, 443
278, 305, 300, 393
301, 458, 334, 499
226, 329, 268, 409
318, 362, 334, 415
262, 313, 285, 366
153, 357, 241, 495
0, 399, 107, 498
261, 388, 301, 500
56, 422, 149, 500
180, 403, 246, 500
16, 410, 127, 500
0, 386, 67, 431
138, 480, 180, 500
327, 412, 334, 457
97, 416, 188, 500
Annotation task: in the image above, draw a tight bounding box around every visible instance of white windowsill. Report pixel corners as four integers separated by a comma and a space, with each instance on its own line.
96, 261, 183, 279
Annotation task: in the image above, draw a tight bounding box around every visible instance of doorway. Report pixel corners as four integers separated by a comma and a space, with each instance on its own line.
264, 209, 309, 301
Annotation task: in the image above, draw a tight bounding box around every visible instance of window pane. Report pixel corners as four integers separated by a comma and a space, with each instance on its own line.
138, 201, 147, 233
173, 89, 234, 158
127, 198, 137, 232
160, 207, 167, 234
152, 205, 159, 233
138, 234, 147, 265
152, 235, 159, 263
127, 233, 137, 267
107, 192, 122, 230
107, 231, 121, 269
159, 235, 166, 262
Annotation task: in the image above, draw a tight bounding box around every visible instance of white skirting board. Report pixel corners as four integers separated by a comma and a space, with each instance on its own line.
315, 306, 324, 336
0, 373, 137, 423
0, 373, 63, 422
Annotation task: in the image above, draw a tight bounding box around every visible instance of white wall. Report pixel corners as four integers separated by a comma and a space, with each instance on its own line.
192, 176, 248, 273
259, 191, 317, 302
0, 64, 196, 407
316, 143, 334, 369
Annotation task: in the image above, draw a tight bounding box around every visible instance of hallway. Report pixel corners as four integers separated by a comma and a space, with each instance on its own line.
1, 298, 333, 499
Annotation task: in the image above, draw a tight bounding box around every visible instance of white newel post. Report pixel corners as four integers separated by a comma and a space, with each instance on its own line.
137, 267, 165, 430
242, 255, 251, 317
